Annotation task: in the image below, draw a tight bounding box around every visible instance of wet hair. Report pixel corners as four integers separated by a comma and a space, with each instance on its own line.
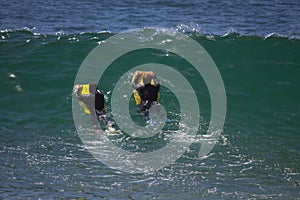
143, 73, 152, 84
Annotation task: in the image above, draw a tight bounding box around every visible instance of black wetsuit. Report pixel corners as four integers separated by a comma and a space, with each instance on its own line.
136, 83, 160, 113
94, 88, 110, 126
94, 88, 105, 115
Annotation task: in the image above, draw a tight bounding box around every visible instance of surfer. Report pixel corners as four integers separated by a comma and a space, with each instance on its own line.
73, 83, 114, 131
131, 70, 160, 120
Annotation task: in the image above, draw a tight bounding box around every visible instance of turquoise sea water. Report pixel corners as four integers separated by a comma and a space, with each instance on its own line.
1, 0, 300, 199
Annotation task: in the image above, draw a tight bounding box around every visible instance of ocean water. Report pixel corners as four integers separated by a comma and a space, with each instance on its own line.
1, 0, 300, 199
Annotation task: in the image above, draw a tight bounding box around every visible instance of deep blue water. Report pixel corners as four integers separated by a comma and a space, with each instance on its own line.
1, 0, 300, 37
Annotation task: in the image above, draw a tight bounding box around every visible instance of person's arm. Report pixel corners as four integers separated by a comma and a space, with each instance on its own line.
132, 71, 143, 89
73, 85, 84, 100
84, 96, 102, 130
90, 110, 100, 129
147, 71, 159, 86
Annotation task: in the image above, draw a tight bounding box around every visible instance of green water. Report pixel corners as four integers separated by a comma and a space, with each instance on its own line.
1, 30, 299, 198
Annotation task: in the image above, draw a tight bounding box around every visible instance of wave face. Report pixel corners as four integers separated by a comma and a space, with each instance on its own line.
1, 29, 299, 199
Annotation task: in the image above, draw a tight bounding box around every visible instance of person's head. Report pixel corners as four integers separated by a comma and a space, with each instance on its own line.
143, 73, 152, 84
143, 71, 158, 86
